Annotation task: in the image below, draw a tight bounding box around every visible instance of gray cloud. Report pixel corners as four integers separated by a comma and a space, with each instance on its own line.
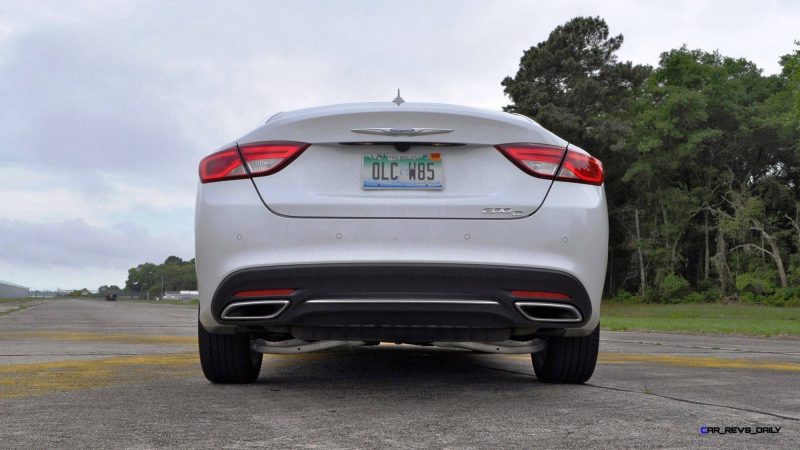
0, 28, 197, 179
0, 218, 192, 270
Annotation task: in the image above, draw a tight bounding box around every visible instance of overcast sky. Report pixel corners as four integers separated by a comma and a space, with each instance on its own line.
1, 0, 798, 290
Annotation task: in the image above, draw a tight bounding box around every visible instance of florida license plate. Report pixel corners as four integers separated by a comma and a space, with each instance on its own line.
362, 153, 443, 190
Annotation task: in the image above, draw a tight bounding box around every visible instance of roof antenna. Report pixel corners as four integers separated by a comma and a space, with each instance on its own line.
392, 89, 404, 106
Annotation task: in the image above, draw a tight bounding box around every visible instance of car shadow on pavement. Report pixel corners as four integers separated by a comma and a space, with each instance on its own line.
246, 345, 544, 391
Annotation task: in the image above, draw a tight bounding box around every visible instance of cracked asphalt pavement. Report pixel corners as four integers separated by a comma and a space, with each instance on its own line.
0, 299, 798, 448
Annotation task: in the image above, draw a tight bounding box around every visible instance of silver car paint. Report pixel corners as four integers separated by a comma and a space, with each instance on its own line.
196, 102, 608, 337
241, 102, 567, 146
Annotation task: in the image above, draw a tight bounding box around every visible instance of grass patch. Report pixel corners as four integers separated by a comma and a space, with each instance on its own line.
0, 304, 31, 317
0, 297, 43, 304
0, 299, 43, 316
601, 303, 800, 337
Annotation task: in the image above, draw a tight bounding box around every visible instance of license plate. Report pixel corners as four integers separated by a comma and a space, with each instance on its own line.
362, 153, 443, 190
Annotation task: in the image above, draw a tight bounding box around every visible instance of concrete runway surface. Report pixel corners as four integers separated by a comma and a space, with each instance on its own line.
0, 299, 798, 448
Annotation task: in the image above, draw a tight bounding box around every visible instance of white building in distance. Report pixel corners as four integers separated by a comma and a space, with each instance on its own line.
0, 280, 30, 298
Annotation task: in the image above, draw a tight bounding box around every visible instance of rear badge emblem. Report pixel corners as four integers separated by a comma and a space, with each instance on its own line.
351, 128, 454, 137
482, 208, 523, 216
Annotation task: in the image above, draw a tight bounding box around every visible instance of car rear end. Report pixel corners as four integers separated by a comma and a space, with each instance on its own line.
195, 102, 607, 384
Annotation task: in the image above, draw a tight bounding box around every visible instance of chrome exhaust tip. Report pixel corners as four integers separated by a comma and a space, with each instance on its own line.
515, 301, 583, 323
220, 300, 289, 320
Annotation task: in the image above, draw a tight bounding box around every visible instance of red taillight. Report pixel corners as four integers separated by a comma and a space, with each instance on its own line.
559, 150, 604, 185
198, 141, 309, 183
234, 289, 295, 298
496, 144, 604, 186
199, 147, 248, 183
510, 290, 571, 300
239, 141, 309, 177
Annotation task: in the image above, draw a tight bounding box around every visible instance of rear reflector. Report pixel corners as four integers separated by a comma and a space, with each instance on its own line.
509, 290, 571, 300
199, 141, 309, 183
496, 144, 604, 186
234, 289, 295, 298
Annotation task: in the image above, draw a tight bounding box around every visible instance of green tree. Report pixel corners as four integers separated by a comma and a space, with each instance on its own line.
164, 255, 184, 265
503, 18, 799, 301
779, 42, 800, 119
125, 258, 197, 298
125, 262, 159, 293
623, 47, 792, 296
502, 16, 650, 150
502, 16, 650, 296
723, 188, 789, 288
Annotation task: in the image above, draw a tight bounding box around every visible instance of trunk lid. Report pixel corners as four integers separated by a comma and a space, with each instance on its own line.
239, 103, 567, 220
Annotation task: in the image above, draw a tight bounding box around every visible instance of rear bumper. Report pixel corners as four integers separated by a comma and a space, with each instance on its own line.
196, 178, 608, 338
208, 263, 592, 342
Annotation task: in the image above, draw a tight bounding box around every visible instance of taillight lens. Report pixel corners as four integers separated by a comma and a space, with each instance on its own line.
199, 141, 309, 183
558, 150, 604, 185
239, 141, 310, 176
496, 144, 604, 186
199, 147, 248, 183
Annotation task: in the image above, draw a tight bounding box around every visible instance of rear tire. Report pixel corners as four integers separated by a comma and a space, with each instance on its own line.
532, 326, 599, 384
198, 320, 262, 383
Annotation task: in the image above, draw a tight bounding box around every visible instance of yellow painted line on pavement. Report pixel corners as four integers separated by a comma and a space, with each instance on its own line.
509, 351, 800, 372
597, 352, 800, 372
0, 331, 198, 398
0, 331, 197, 346
0, 352, 199, 399
4, 330, 798, 400
0, 347, 313, 399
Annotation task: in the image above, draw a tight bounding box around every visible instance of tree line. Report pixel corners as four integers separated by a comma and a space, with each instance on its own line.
123, 256, 197, 297
503, 17, 800, 304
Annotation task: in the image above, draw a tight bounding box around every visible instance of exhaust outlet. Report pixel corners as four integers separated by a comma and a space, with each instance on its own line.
221, 300, 289, 320
515, 301, 582, 323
